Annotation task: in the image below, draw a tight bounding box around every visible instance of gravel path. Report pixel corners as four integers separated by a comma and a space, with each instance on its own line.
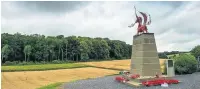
63, 72, 200, 89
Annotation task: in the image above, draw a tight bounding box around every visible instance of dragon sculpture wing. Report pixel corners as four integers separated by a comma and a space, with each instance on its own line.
139, 11, 151, 25
128, 6, 152, 28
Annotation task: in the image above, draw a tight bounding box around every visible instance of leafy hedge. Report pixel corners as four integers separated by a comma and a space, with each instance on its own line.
174, 54, 198, 74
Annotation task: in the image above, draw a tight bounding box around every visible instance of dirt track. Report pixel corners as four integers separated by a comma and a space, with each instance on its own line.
1, 67, 119, 89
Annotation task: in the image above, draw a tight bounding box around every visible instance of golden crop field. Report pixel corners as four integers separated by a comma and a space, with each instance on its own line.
2, 59, 167, 89
80, 59, 166, 71
1, 67, 119, 89
79, 59, 131, 70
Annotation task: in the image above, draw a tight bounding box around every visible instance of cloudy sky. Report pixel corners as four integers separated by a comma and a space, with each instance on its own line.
1, 1, 200, 52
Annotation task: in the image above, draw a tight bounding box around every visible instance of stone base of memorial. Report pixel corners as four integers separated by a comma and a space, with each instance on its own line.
115, 33, 180, 87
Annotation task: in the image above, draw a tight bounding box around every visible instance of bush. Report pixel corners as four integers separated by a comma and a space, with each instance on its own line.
26, 61, 35, 65
40, 61, 46, 64
64, 60, 74, 63
191, 45, 200, 58
52, 60, 62, 64
18, 61, 28, 65
174, 54, 198, 74
158, 53, 168, 59
4, 61, 16, 65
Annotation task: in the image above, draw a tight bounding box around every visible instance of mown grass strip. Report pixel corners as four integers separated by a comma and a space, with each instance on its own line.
1, 63, 91, 72
37, 82, 63, 89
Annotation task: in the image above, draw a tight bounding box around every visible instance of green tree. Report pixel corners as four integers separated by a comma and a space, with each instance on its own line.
34, 35, 46, 62
174, 54, 198, 74
8, 33, 24, 61
55, 39, 61, 60
107, 40, 121, 59
191, 45, 200, 58
60, 38, 67, 61
64, 38, 68, 61
67, 36, 80, 61
158, 53, 168, 59
46, 36, 57, 62
80, 41, 89, 61
1, 44, 12, 62
1, 33, 132, 63
23, 45, 32, 62
92, 39, 110, 59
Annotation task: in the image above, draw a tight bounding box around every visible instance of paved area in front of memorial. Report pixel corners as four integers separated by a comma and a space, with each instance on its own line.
63, 72, 200, 89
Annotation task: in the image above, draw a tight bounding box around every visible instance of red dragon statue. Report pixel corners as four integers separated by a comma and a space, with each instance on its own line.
128, 6, 151, 35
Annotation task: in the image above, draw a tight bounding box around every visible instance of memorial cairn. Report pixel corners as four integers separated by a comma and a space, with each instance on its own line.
115, 6, 180, 87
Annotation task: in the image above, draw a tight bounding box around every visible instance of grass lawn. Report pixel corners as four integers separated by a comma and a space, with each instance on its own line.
37, 82, 63, 89
1, 63, 90, 72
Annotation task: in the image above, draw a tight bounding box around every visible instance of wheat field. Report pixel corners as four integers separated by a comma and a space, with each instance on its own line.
2, 59, 167, 89
1, 67, 119, 89
80, 59, 166, 71
79, 59, 131, 70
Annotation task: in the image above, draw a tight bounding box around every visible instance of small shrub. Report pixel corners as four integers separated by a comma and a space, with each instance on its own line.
18, 61, 27, 65
40, 61, 46, 64
34, 62, 42, 65
12, 61, 19, 64
64, 60, 74, 63
174, 54, 198, 74
4, 61, 16, 65
52, 60, 62, 64
26, 61, 35, 65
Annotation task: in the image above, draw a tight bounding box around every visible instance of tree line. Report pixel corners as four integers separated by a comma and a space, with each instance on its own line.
1, 33, 132, 63
158, 51, 191, 59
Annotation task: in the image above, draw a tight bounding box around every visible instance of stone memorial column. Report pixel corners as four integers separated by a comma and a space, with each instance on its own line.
130, 33, 161, 76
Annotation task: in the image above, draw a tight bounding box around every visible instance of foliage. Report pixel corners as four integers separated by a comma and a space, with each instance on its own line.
52, 60, 62, 64
37, 82, 63, 89
2, 63, 89, 72
191, 45, 200, 58
167, 52, 191, 59
24, 45, 32, 62
163, 51, 180, 55
158, 51, 191, 59
158, 53, 168, 59
3, 61, 17, 65
1, 33, 131, 64
174, 54, 198, 74
1, 44, 13, 62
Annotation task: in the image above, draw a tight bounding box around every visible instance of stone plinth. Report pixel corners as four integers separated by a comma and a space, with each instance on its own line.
130, 33, 161, 76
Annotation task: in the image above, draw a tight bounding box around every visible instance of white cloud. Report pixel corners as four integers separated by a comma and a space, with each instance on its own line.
1, 1, 200, 52
153, 2, 200, 52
